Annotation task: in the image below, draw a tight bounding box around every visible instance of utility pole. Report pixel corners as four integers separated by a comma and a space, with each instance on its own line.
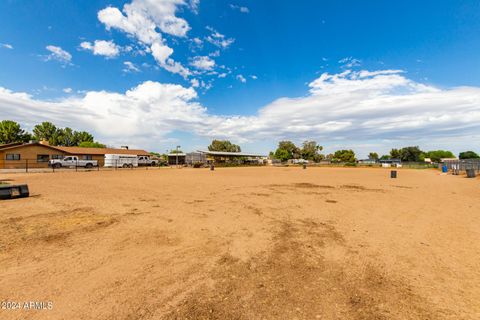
176, 145, 180, 167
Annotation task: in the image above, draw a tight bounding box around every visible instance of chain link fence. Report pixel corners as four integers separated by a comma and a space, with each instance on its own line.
442, 159, 480, 172
0, 159, 163, 173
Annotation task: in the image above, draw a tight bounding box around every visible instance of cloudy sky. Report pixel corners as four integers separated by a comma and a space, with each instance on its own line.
1, 0, 479, 156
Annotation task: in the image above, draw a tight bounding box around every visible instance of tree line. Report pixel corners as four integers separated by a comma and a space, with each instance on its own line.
2, 122, 479, 161
269, 141, 479, 163
0, 120, 105, 148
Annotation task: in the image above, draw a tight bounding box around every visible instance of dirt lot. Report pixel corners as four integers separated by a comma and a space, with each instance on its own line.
0, 167, 479, 320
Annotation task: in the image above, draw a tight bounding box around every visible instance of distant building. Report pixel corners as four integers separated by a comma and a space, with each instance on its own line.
379, 158, 402, 167
167, 153, 186, 165
357, 159, 377, 165
0, 141, 150, 169
185, 152, 207, 165
196, 150, 266, 164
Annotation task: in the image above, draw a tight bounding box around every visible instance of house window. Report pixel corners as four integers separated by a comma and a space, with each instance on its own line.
83, 155, 93, 160
6, 154, 20, 160
37, 154, 50, 162
52, 154, 63, 159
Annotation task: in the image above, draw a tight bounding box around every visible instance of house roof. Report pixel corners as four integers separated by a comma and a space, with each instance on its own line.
197, 150, 266, 157
54, 146, 151, 156
0, 142, 63, 153
0, 142, 24, 150
0, 142, 150, 156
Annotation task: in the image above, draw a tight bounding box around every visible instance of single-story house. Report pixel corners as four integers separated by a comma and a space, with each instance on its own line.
0, 141, 150, 169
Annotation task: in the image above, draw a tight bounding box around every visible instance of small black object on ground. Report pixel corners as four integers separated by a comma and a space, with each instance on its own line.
0, 184, 30, 200
391, 170, 397, 179
210, 164, 215, 171
303, 164, 307, 169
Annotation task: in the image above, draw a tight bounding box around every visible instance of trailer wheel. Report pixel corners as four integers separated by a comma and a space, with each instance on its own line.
128, 164, 134, 168
122, 164, 128, 168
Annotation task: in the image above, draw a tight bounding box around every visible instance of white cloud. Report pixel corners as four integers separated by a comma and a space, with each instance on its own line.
192, 37, 203, 46
218, 73, 227, 78
98, 0, 190, 39
236, 74, 246, 83
150, 42, 174, 64
45, 45, 72, 65
2, 70, 480, 154
251, 75, 258, 80
97, 0, 192, 76
63, 88, 73, 93
230, 4, 249, 13
190, 56, 215, 70
189, 0, 200, 14
123, 61, 140, 72
0, 43, 13, 49
190, 78, 200, 87
205, 26, 235, 49
80, 40, 120, 58
209, 50, 220, 57
339, 57, 361, 68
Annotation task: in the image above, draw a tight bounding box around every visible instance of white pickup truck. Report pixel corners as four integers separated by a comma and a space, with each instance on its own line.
49, 156, 98, 168
137, 155, 158, 166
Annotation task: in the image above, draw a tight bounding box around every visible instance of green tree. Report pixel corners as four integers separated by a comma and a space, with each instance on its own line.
400, 146, 424, 162
390, 148, 401, 159
0, 120, 30, 144
274, 148, 290, 162
368, 152, 379, 160
390, 146, 424, 162
78, 141, 106, 148
380, 154, 391, 160
33, 122, 57, 142
333, 149, 356, 162
208, 139, 241, 152
59, 128, 76, 146
48, 129, 64, 146
424, 150, 455, 162
459, 151, 480, 160
273, 140, 300, 161
74, 131, 94, 144
300, 140, 324, 162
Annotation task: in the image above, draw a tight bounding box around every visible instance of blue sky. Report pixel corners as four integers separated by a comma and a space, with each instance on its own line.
1, 0, 480, 156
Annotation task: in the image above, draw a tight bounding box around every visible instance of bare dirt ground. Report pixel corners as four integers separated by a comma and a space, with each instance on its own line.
0, 167, 479, 320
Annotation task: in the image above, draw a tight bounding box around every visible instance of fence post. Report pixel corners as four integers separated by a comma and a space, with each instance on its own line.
76, 160, 78, 172
26, 159, 28, 173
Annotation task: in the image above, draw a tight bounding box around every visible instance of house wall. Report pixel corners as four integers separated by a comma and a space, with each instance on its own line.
0, 144, 149, 169
0, 145, 66, 169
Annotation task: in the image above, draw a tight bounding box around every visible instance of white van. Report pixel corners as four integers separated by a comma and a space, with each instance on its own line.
104, 154, 139, 168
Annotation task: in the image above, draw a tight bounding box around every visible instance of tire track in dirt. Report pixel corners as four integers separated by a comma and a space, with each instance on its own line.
164, 218, 447, 320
